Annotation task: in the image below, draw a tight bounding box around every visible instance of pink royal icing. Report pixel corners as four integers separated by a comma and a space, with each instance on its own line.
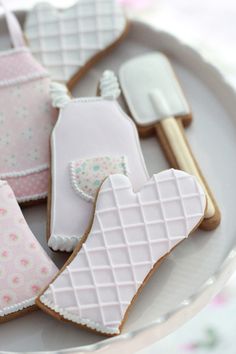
0, 50, 57, 202
49, 97, 149, 252
40, 169, 206, 335
0, 180, 58, 318
0, 2, 57, 203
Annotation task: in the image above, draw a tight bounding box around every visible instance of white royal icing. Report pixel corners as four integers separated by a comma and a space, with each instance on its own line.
49, 97, 149, 252
48, 234, 81, 253
50, 82, 71, 109
99, 70, 121, 100
24, 0, 127, 83
16, 192, 48, 204
40, 169, 206, 335
70, 156, 128, 203
0, 297, 35, 317
0, 164, 48, 179
119, 52, 190, 126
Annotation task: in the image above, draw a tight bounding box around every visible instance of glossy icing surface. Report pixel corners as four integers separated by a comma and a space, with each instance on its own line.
119, 52, 190, 126
49, 98, 149, 252
40, 169, 206, 335
24, 0, 127, 83
0, 181, 58, 317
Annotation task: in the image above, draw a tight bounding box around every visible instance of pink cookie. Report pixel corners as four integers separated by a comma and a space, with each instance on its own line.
0, 180, 58, 322
47, 72, 149, 252
0, 1, 57, 203
37, 169, 206, 336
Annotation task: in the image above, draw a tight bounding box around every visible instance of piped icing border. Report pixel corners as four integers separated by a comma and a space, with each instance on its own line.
0, 297, 36, 318
17, 192, 47, 203
0, 164, 49, 179
0, 47, 49, 87
0, 72, 49, 88
48, 234, 82, 252
40, 295, 119, 335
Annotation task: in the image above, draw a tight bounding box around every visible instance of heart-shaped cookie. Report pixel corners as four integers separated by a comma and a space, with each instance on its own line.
24, 0, 128, 88
37, 169, 206, 336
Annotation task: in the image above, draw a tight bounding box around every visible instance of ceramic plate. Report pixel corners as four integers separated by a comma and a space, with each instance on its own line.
0, 13, 236, 354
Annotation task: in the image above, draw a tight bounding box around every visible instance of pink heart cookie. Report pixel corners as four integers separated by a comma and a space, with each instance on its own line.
37, 169, 206, 336
0, 180, 58, 322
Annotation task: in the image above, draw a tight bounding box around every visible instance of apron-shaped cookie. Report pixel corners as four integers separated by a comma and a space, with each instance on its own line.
48, 71, 149, 252
24, 0, 129, 88
0, 1, 57, 204
37, 169, 206, 336
0, 180, 58, 323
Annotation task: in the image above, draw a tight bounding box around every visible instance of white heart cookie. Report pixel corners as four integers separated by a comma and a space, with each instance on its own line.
24, 0, 128, 85
38, 169, 206, 336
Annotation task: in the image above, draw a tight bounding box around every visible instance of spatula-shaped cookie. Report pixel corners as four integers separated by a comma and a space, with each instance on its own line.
37, 169, 206, 336
119, 52, 220, 230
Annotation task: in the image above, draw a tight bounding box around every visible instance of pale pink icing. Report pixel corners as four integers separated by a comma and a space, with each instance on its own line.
0, 181, 58, 317
0, 49, 47, 85
0, 0, 56, 203
49, 98, 149, 252
5, 169, 49, 202
41, 169, 206, 335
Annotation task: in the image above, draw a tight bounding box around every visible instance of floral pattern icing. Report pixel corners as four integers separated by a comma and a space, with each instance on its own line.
70, 156, 128, 202
0, 50, 57, 202
0, 181, 58, 317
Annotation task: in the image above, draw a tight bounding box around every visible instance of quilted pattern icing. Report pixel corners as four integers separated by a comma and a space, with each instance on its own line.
39, 169, 206, 335
25, 0, 127, 83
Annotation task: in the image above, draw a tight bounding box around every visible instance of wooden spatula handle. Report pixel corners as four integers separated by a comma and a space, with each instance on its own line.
155, 117, 220, 230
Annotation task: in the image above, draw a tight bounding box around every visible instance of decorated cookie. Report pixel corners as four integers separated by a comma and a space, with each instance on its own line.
37, 169, 206, 336
0, 1, 57, 204
119, 52, 220, 230
24, 0, 129, 88
0, 180, 58, 322
48, 71, 149, 252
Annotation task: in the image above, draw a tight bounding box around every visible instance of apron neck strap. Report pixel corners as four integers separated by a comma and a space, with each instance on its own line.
0, 0, 25, 48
